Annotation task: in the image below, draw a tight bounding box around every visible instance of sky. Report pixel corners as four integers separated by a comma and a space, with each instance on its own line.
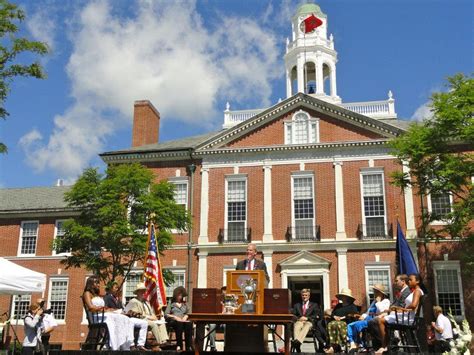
0, 0, 472, 188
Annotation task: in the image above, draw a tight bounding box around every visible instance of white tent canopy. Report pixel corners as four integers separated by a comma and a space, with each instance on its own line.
0, 257, 46, 295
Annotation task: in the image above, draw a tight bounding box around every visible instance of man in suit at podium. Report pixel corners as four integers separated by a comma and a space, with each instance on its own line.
236, 243, 269, 283
291, 288, 321, 353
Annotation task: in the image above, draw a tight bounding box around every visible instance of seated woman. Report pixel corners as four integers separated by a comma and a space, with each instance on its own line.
324, 288, 359, 354
165, 286, 193, 351
375, 274, 424, 354
82, 275, 139, 351
347, 284, 390, 351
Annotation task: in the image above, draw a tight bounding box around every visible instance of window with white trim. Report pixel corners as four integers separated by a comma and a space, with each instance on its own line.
360, 171, 387, 237
172, 181, 188, 209
364, 265, 392, 305
124, 273, 143, 304
225, 177, 247, 241
165, 270, 185, 299
53, 220, 70, 255
19, 221, 39, 255
428, 192, 452, 223
433, 262, 464, 318
291, 174, 315, 239
49, 278, 68, 320
11, 295, 31, 320
284, 111, 319, 145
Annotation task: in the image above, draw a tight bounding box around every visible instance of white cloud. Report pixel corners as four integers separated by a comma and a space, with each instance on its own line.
26, 8, 56, 51
411, 101, 434, 122
20, 0, 282, 180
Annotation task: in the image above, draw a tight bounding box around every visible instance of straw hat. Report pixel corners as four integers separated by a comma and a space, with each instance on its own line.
372, 284, 389, 297
336, 288, 355, 301
133, 282, 147, 294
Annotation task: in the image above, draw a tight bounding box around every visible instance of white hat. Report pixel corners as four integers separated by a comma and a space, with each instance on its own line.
133, 282, 147, 294
336, 288, 355, 301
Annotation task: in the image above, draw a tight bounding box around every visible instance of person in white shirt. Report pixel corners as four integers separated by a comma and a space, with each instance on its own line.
347, 284, 390, 350
37, 299, 58, 355
431, 306, 453, 353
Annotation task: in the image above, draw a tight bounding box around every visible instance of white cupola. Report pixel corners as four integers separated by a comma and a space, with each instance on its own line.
284, 2, 341, 104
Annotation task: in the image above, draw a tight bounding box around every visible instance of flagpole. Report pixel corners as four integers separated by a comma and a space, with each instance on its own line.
143, 220, 152, 281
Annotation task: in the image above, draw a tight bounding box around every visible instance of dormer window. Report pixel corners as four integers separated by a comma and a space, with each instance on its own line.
284, 110, 319, 144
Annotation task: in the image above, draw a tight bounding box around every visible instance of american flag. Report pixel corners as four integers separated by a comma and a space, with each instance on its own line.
144, 223, 167, 313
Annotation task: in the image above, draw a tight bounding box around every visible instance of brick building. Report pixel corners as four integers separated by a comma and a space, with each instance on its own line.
0, 2, 471, 350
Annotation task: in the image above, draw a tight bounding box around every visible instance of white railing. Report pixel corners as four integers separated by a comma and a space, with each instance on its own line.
341, 92, 396, 119
222, 92, 397, 128
223, 103, 264, 129
286, 35, 334, 52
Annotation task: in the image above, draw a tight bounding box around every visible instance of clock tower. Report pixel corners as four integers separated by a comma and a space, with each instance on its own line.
284, 2, 341, 104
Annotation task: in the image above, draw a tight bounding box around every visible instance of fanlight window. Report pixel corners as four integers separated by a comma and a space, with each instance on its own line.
285, 111, 318, 144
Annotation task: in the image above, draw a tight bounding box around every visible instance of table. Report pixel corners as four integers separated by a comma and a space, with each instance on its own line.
188, 313, 294, 354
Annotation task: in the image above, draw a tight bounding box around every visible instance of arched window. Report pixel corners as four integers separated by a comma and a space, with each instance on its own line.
284, 110, 319, 144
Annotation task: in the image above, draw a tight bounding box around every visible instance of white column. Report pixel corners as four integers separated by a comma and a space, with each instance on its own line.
330, 65, 337, 97
316, 59, 324, 94
286, 69, 292, 98
263, 164, 273, 242
337, 248, 348, 290
198, 167, 209, 244
334, 161, 346, 240
323, 271, 330, 310
263, 250, 273, 288
197, 251, 208, 288
402, 162, 417, 238
297, 56, 304, 93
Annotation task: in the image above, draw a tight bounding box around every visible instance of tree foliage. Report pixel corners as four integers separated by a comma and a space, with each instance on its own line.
55, 163, 190, 286
389, 73, 473, 267
0, 0, 48, 153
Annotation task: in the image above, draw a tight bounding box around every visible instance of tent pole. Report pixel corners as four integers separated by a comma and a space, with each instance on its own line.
12, 295, 20, 355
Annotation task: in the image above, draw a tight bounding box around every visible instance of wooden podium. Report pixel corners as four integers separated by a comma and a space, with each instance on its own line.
226, 270, 266, 314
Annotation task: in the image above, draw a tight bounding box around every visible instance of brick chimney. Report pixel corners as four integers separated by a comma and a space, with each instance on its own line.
132, 100, 160, 147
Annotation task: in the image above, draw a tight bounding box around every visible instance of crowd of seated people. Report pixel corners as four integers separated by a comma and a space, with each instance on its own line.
82, 275, 191, 351
285, 273, 434, 354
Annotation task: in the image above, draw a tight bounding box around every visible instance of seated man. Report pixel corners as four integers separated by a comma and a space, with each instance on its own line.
291, 288, 321, 353
124, 283, 169, 349
208, 286, 226, 352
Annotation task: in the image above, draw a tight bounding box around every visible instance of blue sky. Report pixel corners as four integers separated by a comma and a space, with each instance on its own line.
0, 0, 472, 188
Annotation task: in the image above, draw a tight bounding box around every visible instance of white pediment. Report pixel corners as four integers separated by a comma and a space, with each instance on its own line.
279, 250, 331, 269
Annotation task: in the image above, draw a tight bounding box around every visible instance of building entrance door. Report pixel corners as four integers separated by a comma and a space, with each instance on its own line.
288, 276, 323, 308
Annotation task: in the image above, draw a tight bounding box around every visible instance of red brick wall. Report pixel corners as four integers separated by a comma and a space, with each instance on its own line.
131, 100, 160, 148
226, 109, 383, 148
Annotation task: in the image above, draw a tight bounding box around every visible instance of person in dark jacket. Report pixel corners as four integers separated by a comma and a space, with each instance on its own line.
324, 288, 359, 353
291, 288, 321, 353
103, 281, 124, 310
235, 243, 269, 283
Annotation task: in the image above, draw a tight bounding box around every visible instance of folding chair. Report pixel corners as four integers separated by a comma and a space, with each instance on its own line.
386, 295, 425, 353
80, 296, 109, 350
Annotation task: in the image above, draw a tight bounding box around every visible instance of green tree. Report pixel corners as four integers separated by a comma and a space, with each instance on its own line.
389, 73, 474, 269
0, 0, 48, 153
54, 163, 189, 286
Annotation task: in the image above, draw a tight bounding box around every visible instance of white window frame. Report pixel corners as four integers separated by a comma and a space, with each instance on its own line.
290, 172, 315, 240
17, 220, 39, 257
359, 169, 388, 237
48, 277, 69, 323
224, 175, 248, 242
364, 264, 393, 306
284, 110, 319, 145
433, 261, 465, 319
52, 219, 71, 256
10, 294, 32, 324
123, 271, 143, 305
427, 192, 453, 225
165, 269, 186, 299
169, 177, 189, 233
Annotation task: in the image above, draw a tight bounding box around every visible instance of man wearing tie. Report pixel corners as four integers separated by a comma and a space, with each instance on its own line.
235, 243, 269, 283
291, 289, 321, 353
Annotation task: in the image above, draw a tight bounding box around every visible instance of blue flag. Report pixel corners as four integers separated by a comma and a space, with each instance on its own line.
396, 221, 418, 275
